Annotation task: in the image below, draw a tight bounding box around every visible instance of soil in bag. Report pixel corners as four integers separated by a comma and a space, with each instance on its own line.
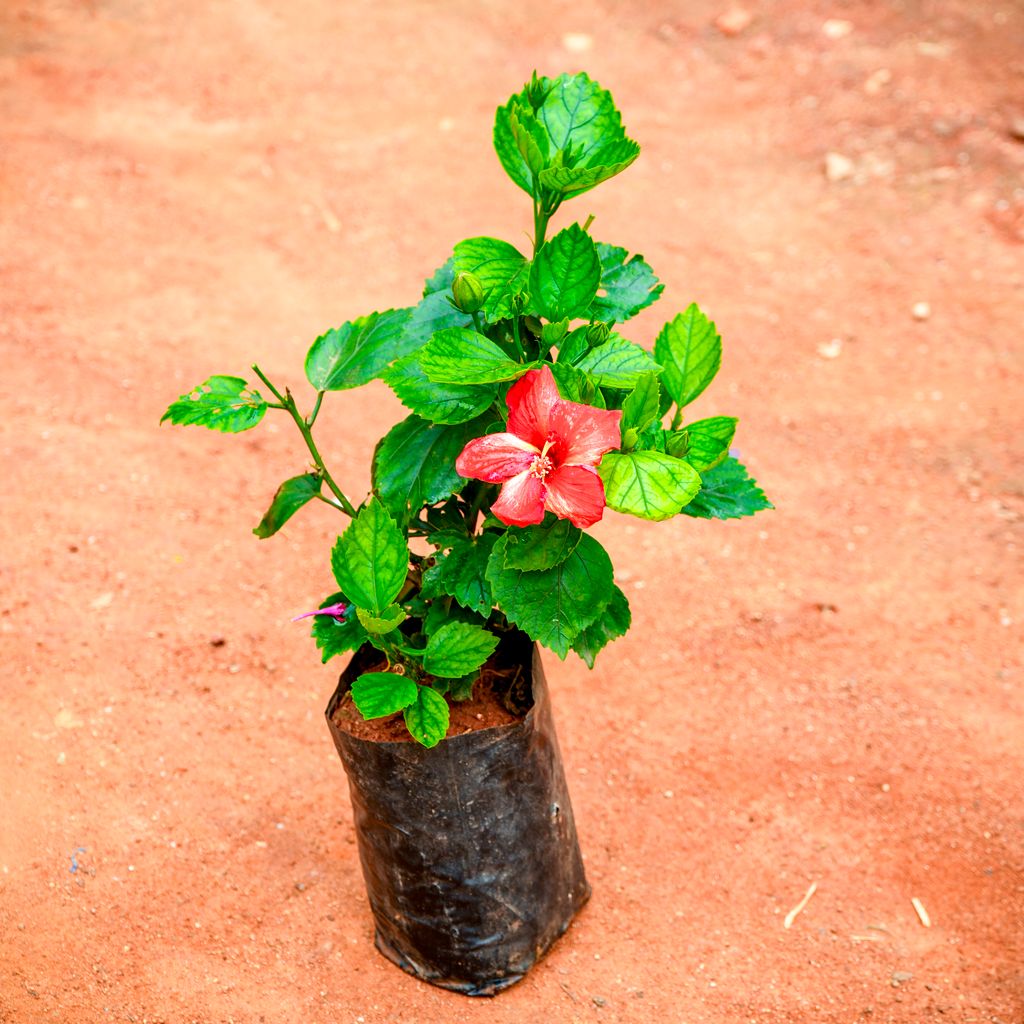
326, 630, 590, 995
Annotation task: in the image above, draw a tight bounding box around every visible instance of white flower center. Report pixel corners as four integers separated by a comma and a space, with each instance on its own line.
529, 438, 556, 480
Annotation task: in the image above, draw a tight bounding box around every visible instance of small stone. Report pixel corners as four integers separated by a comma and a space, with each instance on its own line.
822, 19, 853, 39
864, 68, 892, 95
916, 40, 952, 58
593, 996, 607, 1007
824, 152, 855, 182
562, 32, 592, 53
891, 971, 913, 987
90, 592, 114, 610
1007, 115, 1024, 142
817, 338, 843, 359
54, 709, 84, 730
912, 302, 931, 321
713, 8, 753, 36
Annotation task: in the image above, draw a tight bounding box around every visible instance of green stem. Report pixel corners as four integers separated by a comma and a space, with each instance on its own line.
252, 364, 358, 518
467, 483, 494, 533
670, 406, 684, 431
252, 363, 287, 404
470, 311, 485, 334
306, 390, 324, 428
510, 315, 525, 361
313, 492, 346, 513
533, 197, 549, 256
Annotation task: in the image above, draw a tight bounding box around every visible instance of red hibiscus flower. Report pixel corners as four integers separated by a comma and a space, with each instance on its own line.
455, 366, 622, 528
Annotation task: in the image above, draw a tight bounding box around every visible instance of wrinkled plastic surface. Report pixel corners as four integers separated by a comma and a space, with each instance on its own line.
325, 637, 590, 996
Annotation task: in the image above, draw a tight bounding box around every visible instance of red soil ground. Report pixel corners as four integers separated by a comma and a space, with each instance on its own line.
2, 1, 1022, 1021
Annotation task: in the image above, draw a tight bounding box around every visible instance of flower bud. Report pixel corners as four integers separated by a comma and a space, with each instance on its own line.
451, 271, 485, 314
526, 71, 550, 111
586, 322, 611, 347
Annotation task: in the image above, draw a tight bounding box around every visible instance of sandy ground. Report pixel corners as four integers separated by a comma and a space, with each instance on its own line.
2, 1, 1023, 1021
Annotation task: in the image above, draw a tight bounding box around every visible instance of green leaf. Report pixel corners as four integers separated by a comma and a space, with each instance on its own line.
509, 102, 550, 183
530, 223, 601, 322
572, 584, 631, 668
356, 603, 407, 635
330, 500, 408, 616
599, 451, 702, 521
537, 139, 640, 199
653, 304, 722, 410
305, 308, 414, 391
575, 333, 662, 389
404, 686, 450, 747
421, 533, 498, 615
384, 353, 498, 425
161, 376, 267, 433
453, 237, 530, 321
351, 671, 419, 720
536, 72, 632, 167
404, 289, 472, 347
252, 473, 321, 539
420, 327, 531, 385
587, 244, 664, 323
423, 599, 487, 638
502, 518, 581, 571
682, 456, 773, 521
620, 372, 661, 447
668, 416, 737, 472
548, 362, 606, 407
423, 621, 499, 679
486, 533, 614, 659
423, 257, 455, 297
373, 414, 485, 523
493, 83, 537, 195
310, 593, 367, 663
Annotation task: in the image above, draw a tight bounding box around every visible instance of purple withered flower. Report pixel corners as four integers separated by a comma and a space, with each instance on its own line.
291, 601, 348, 623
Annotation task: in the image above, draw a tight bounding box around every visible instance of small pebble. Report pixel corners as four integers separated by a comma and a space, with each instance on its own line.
713, 8, 753, 36
824, 152, 855, 182
864, 68, 892, 95
562, 32, 592, 53
818, 338, 843, 359
822, 18, 853, 39
912, 302, 931, 321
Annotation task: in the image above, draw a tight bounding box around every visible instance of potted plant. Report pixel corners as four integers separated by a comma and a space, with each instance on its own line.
162, 70, 772, 996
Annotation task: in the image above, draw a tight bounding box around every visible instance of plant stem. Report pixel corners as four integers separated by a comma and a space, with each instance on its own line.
533, 197, 549, 256
252, 363, 287, 404
510, 315, 525, 361
670, 406, 684, 431
466, 483, 493, 532
306, 390, 324, 428
252, 364, 358, 518
289, 404, 358, 517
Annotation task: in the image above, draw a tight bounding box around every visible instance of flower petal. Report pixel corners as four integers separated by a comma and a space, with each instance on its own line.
456, 433, 538, 482
543, 465, 608, 528
506, 366, 562, 448
490, 469, 547, 527
549, 400, 623, 467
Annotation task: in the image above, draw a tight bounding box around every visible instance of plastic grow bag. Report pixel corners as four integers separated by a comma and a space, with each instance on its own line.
325, 637, 590, 996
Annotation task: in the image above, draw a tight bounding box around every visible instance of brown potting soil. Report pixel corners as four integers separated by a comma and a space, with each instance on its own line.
330, 657, 524, 742
2, 2, 1023, 1022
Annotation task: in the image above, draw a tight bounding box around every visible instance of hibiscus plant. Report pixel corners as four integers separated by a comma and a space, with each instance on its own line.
162, 71, 772, 747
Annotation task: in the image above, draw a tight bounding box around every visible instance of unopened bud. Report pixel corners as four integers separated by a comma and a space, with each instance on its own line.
523, 316, 544, 337
586, 322, 611, 347
526, 71, 550, 111
451, 271, 485, 314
